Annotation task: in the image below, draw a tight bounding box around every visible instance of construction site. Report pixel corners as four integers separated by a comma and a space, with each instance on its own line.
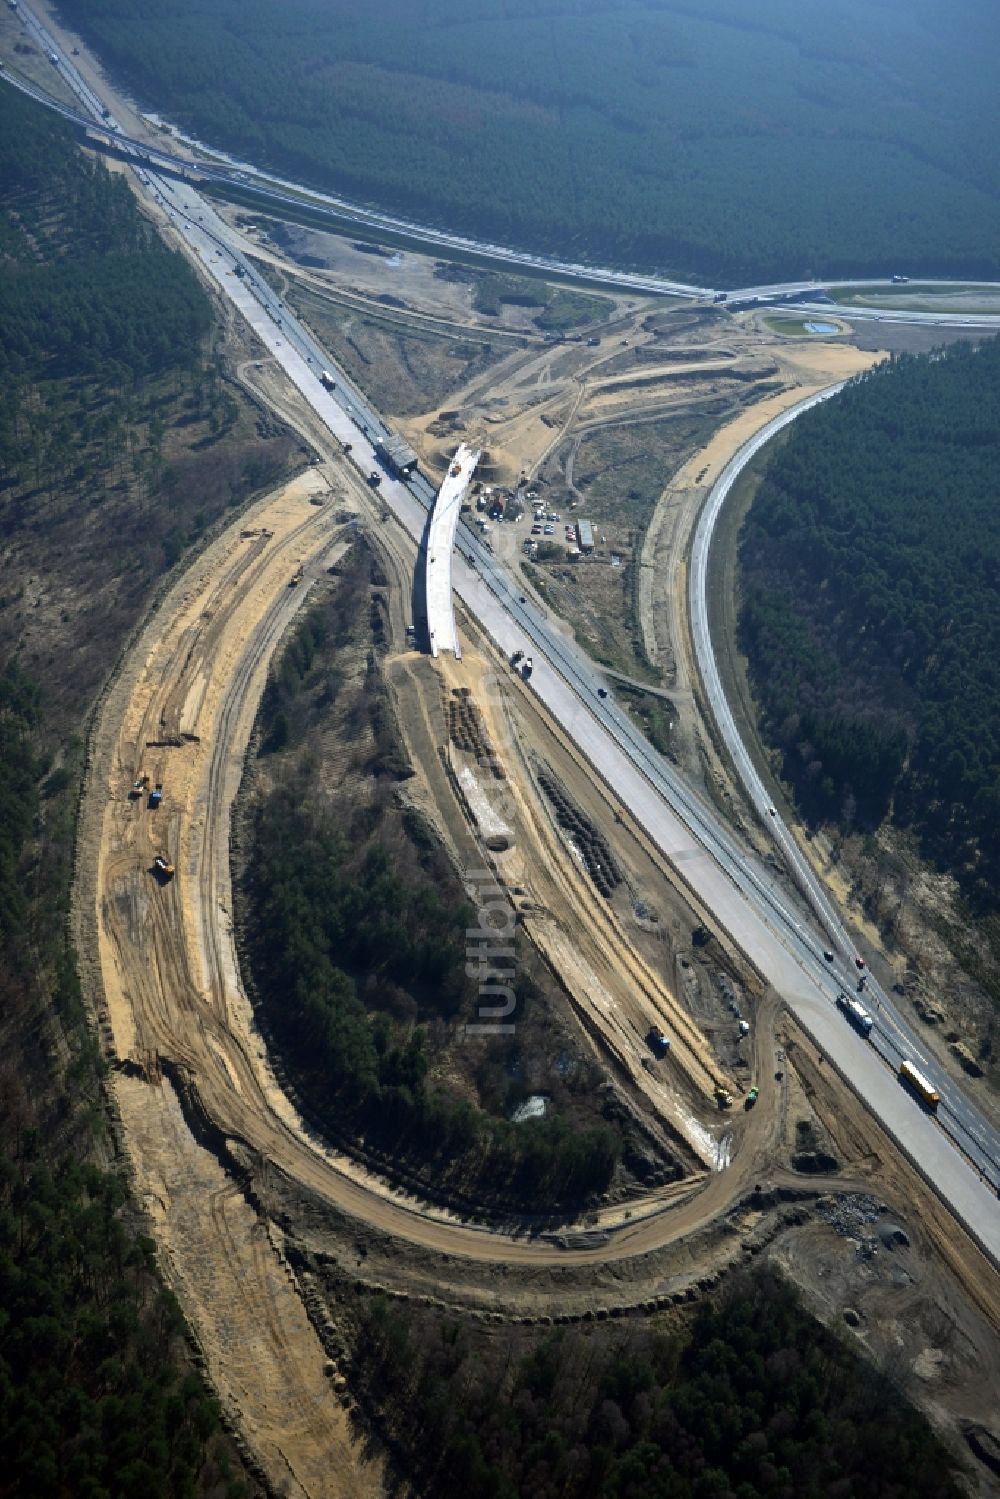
48, 105, 998, 1499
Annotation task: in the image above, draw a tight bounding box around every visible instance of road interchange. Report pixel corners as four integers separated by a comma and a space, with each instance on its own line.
87, 162, 1000, 1264
5, 28, 1000, 321
8, 0, 999, 1260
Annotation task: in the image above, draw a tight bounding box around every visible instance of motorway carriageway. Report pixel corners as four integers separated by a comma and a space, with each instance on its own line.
11, 21, 1000, 1259
6, 37, 1000, 323
690, 390, 1000, 1188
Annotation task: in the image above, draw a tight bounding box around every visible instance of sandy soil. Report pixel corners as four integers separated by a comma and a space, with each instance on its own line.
82, 468, 386, 1497
118, 1073, 363, 1499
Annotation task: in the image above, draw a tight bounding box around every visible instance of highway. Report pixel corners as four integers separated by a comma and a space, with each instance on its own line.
6, 17, 1000, 1260
4, 42, 1000, 322
138, 169, 1000, 1258
689, 390, 1000, 1189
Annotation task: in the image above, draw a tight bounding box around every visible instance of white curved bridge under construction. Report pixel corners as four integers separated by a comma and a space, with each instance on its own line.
425, 442, 481, 658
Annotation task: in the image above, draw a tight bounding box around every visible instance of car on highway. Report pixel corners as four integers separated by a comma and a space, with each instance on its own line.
767, 805, 776, 816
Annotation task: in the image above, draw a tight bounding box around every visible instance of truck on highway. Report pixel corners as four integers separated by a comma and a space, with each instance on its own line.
899, 1058, 939, 1110
837, 992, 873, 1037
319, 370, 335, 390
521, 657, 533, 679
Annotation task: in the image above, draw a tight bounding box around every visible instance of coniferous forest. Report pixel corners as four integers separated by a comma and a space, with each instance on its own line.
0, 84, 261, 1497
350, 1270, 961, 1499
56, 0, 1000, 284
739, 336, 1000, 912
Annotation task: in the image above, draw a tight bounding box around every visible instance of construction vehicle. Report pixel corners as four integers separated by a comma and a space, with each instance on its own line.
510, 649, 524, 667
899, 1058, 939, 1109
319, 370, 335, 390
289, 567, 304, 587
130, 773, 150, 799
368, 471, 382, 488
646, 1027, 670, 1058
714, 1085, 733, 1110
149, 784, 163, 810
376, 434, 418, 477
521, 657, 533, 680
745, 1086, 759, 1110
153, 855, 175, 880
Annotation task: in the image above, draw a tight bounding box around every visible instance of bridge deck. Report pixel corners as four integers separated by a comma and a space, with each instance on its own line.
425, 443, 480, 658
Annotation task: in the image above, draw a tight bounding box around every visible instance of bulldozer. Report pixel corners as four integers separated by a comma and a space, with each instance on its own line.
714, 1084, 733, 1110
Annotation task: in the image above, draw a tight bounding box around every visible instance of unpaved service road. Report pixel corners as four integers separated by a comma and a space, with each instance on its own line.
86, 471, 382, 1499
78, 459, 783, 1491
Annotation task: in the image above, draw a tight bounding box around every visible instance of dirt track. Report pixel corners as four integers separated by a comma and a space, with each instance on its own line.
85, 452, 779, 1259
